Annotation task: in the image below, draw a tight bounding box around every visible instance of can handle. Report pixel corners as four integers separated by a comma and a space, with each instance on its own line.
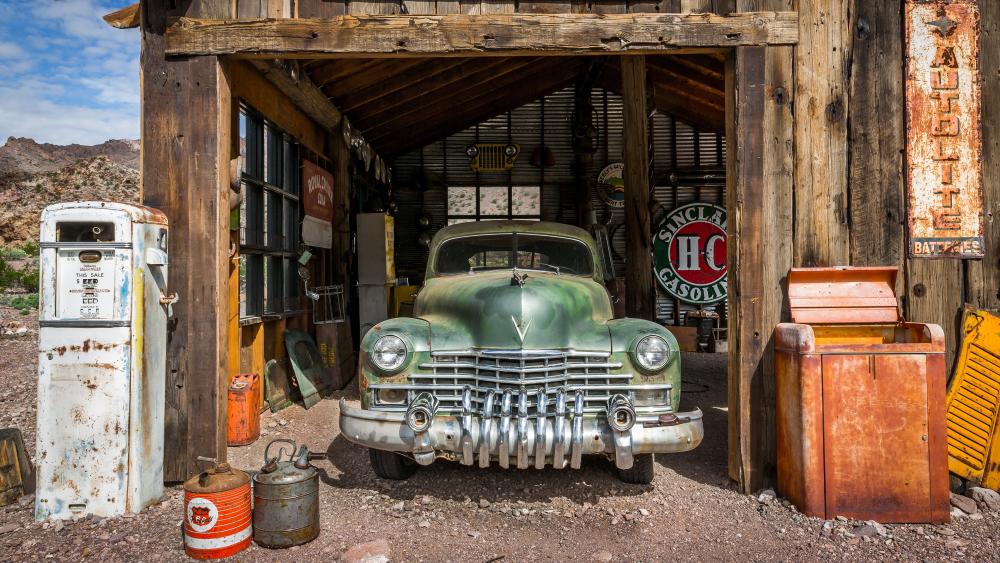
263, 439, 297, 465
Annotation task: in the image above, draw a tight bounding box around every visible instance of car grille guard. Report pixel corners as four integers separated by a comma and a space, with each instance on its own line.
368, 349, 673, 469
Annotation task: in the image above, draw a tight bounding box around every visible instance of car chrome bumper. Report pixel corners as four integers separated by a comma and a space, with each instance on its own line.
338, 398, 703, 470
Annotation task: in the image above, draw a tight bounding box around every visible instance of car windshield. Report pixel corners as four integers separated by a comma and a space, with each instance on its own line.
435, 233, 594, 276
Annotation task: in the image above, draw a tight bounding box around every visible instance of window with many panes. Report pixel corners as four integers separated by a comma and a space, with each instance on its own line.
446, 185, 541, 225
238, 105, 301, 320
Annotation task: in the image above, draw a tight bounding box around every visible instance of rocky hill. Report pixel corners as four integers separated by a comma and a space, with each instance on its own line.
0, 137, 140, 244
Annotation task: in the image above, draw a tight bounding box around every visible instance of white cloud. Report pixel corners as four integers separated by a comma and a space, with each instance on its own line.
0, 79, 138, 144
0, 41, 23, 58
0, 0, 141, 144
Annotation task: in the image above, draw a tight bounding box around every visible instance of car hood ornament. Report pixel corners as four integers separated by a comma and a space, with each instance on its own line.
511, 270, 528, 287
511, 316, 532, 345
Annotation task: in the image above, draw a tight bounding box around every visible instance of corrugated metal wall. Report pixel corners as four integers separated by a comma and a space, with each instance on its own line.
391, 86, 727, 327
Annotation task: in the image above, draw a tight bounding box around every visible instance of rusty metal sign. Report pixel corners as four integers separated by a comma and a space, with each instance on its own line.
905, 0, 984, 258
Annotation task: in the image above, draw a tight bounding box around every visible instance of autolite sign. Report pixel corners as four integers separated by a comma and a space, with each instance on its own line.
905, 0, 984, 258
653, 203, 727, 305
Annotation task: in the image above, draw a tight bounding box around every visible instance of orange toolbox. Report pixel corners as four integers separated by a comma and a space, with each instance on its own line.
775, 267, 949, 523
227, 373, 261, 447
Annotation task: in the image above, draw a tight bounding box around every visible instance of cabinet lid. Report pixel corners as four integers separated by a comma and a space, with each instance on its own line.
787, 267, 901, 324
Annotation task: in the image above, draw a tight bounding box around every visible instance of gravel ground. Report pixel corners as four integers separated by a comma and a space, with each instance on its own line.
2, 308, 1000, 561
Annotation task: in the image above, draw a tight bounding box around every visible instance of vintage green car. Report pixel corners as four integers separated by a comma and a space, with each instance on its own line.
339, 220, 703, 483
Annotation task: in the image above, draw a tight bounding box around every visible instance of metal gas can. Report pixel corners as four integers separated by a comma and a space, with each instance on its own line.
252, 439, 321, 548
183, 458, 253, 559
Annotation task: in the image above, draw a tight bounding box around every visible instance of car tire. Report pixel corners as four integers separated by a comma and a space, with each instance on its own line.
369, 449, 418, 480
616, 454, 654, 484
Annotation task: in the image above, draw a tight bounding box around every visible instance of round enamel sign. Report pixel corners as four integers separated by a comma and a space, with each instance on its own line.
653, 203, 727, 304
596, 163, 625, 208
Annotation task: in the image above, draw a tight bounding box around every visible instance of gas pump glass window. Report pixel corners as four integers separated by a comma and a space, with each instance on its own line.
238, 105, 301, 320
436, 234, 593, 276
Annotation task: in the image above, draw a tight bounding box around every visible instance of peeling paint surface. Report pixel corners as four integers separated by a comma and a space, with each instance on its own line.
35, 203, 167, 520
905, 0, 984, 258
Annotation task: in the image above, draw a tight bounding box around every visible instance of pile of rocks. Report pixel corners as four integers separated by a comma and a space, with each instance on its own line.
1, 321, 31, 338
950, 486, 1000, 519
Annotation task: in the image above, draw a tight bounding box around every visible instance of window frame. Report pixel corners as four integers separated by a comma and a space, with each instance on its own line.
446, 184, 541, 224
238, 104, 303, 323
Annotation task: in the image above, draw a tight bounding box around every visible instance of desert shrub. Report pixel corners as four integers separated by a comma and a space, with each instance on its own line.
21, 241, 39, 257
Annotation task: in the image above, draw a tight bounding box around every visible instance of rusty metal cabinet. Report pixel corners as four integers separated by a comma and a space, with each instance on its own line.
775, 267, 949, 523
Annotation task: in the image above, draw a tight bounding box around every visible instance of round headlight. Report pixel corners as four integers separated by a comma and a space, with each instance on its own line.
371, 335, 407, 372
634, 335, 671, 372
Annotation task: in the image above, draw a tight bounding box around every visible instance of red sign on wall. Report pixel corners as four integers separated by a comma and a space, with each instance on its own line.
302, 160, 334, 223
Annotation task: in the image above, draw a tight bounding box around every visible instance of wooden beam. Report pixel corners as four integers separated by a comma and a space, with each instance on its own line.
725, 0, 792, 497
644, 63, 725, 107
357, 58, 540, 132
103, 3, 139, 29
249, 59, 343, 131
966, 1, 1000, 314
648, 56, 725, 91
334, 58, 471, 112
379, 59, 585, 156
164, 12, 799, 56
622, 56, 654, 321
322, 58, 428, 98
142, 1, 230, 481
598, 71, 723, 132
309, 59, 383, 88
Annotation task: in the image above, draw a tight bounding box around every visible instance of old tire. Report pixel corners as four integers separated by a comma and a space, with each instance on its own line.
369, 449, 417, 480
617, 454, 655, 484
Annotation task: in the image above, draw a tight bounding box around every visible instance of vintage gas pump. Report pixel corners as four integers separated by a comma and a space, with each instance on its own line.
35, 202, 174, 520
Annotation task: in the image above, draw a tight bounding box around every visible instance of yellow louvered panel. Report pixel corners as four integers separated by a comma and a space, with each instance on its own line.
947, 308, 1000, 485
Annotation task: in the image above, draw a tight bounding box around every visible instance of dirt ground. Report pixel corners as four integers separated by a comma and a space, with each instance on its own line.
2, 308, 1000, 562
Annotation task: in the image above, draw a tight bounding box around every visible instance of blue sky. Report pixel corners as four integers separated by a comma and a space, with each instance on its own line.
0, 0, 139, 145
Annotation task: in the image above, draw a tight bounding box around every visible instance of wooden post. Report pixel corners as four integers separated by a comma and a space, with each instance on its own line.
726, 42, 793, 493
141, 0, 231, 481
622, 56, 654, 321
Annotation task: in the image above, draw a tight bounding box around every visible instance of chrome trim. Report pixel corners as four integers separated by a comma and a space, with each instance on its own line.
39, 320, 130, 328
516, 393, 530, 469
498, 390, 512, 469
41, 242, 131, 249
478, 391, 495, 468
460, 387, 474, 466
553, 390, 567, 469
570, 391, 584, 469
339, 399, 704, 469
534, 390, 547, 470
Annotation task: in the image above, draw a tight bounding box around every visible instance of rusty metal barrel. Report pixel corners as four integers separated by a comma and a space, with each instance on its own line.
252, 439, 320, 548
183, 459, 253, 559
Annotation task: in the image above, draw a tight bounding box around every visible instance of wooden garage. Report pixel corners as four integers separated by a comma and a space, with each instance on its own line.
122, 0, 999, 494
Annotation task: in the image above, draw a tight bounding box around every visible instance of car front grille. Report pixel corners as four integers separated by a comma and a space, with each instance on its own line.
374, 349, 636, 415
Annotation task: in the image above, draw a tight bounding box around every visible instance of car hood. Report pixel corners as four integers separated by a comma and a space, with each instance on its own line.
414, 270, 614, 351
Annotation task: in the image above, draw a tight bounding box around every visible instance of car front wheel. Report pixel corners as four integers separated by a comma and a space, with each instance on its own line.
369, 448, 418, 480
616, 453, 654, 484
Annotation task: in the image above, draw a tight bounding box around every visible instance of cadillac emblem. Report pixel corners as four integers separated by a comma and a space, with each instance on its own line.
653, 203, 727, 305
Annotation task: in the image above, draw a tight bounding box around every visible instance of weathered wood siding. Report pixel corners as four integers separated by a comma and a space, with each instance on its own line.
204, 0, 744, 17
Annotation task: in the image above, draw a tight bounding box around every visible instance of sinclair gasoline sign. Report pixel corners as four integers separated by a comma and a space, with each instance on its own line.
905, 0, 984, 258
653, 203, 727, 305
